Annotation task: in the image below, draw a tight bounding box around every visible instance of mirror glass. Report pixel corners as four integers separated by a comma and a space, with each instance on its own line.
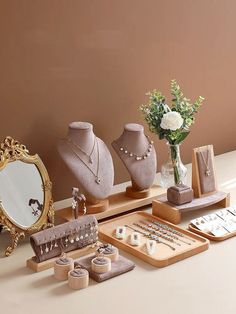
0, 160, 44, 228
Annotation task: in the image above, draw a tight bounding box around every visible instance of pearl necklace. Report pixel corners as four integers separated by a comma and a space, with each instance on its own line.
115, 136, 154, 161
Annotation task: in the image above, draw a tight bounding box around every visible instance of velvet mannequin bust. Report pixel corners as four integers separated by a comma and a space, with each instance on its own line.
112, 123, 157, 191
58, 122, 114, 204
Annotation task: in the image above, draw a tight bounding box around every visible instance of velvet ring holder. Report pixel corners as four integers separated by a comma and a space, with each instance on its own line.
54, 256, 74, 280
91, 256, 111, 273
112, 123, 157, 199
68, 267, 89, 290
95, 244, 119, 262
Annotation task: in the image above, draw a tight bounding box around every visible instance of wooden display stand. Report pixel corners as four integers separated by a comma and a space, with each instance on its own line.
26, 244, 100, 273
56, 184, 165, 222
152, 191, 230, 224
152, 145, 230, 224
86, 199, 109, 214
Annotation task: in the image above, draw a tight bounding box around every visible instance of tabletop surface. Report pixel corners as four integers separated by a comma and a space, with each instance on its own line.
1, 150, 236, 314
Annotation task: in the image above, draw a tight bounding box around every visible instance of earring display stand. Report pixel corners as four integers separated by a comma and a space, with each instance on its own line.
26, 243, 101, 273
98, 211, 209, 268
152, 145, 230, 224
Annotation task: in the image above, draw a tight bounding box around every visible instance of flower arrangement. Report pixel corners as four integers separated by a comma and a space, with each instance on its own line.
140, 80, 204, 185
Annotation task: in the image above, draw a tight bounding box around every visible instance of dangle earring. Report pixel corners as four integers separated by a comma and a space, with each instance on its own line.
71, 187, 87, 218
40, 245, 43, 255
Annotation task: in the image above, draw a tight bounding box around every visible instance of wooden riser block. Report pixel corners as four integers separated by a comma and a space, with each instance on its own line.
26, 244, 100, 273
152, 191, 230, 224
56, 184, 165, 222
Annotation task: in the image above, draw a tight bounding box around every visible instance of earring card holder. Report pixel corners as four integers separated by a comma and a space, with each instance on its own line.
98, 211, 209, 268
74, 254, 135, 282
188, 207, 236, 241
152, 191, 230, 224
55, 184, 165, 222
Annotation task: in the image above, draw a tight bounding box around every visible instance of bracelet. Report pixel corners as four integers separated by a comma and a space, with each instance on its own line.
133, 223, 181, 246
125, 224, 175, 251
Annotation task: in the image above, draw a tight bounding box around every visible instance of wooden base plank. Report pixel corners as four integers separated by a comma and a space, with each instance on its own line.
26, 244, 100, 273
152, 191, 230, 224
56, 184, 165, 222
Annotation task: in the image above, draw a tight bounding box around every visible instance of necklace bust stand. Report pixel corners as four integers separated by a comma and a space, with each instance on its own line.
112, 124, 157, 199
152, 145, 230, 224
57, 122, 114, 214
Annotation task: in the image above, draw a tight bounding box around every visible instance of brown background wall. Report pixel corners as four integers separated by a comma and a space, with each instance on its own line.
1, 0, 236, 201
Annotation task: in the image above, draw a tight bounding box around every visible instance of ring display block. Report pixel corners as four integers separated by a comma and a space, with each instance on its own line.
56, 184, 165, 222
152, 191, 230, 224
26, 243, 100, 273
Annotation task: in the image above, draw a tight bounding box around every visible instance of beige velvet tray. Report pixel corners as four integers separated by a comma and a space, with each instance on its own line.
188, 224, 236, 241
99, 211, 209, 267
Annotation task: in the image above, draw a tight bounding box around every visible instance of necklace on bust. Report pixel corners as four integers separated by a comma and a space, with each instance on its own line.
66, 137, 101, 185
199, 148, 211, 176
67, 136, 96, 164
115, 136, 154, 161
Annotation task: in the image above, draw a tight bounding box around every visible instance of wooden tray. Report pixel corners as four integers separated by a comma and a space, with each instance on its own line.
188, 224, 236, 241
99, 211, 209, 267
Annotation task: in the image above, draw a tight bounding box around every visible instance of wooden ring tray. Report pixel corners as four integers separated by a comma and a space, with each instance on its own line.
98, 211, 209, 267
188, 224, 236, 241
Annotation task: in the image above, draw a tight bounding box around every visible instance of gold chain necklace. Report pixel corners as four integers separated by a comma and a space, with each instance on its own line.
66, 137, 101, 184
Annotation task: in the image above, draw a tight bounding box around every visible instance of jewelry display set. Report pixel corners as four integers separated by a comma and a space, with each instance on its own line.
191, 207, 236, 237
115, 219, 196, 255
57, 122, 157, 215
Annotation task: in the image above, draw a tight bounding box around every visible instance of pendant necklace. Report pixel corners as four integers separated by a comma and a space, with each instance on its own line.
67, 136, 96, 164
66, 137, 101, 185
114, 136, 154, 161
199, 148, 211, 177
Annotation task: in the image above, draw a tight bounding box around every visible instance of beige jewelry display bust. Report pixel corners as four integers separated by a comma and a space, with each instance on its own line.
58, 122, 114, 213
112, 123, 157, 198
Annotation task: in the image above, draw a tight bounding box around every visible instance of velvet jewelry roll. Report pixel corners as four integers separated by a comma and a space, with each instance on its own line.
68, 268, 89, 290
91, 256, 111, 273
54, 256, 74, 280
96, 244, 119, 262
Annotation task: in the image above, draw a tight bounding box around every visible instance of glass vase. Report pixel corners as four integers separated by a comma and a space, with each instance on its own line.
160, 142, 187, 188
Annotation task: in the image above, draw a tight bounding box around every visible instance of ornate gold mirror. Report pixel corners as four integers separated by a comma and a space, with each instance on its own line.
0, 136, 54, 256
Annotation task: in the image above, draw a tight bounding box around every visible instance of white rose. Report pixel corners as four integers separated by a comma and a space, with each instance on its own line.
160, 111, 183, 131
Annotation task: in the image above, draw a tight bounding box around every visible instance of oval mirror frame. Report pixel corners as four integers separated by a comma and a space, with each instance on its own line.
0, 136, 54, 256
